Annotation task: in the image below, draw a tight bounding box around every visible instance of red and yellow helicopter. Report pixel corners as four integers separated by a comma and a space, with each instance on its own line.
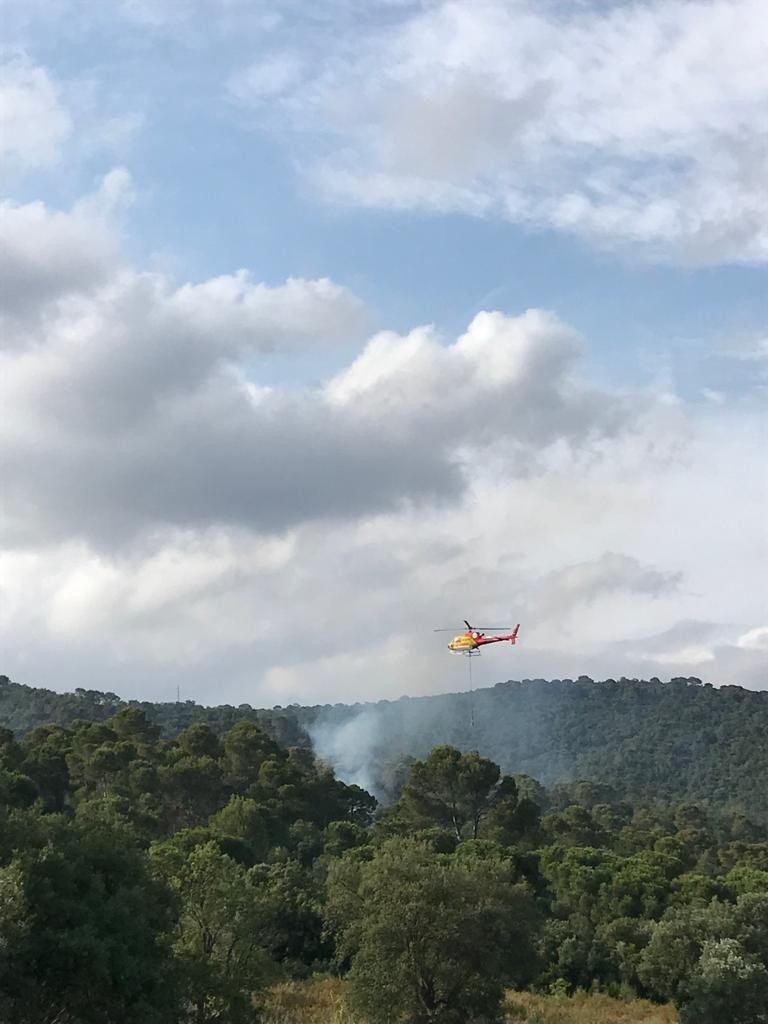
435, 619, 520, 655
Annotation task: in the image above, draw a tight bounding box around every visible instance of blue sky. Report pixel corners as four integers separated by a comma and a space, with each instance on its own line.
8, 1, 768, 349
1, 0, 766, 704
6, 0, 768, 367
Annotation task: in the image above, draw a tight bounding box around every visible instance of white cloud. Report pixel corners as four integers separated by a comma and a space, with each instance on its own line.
228, 52, 304, 102
234, 0, 768, 263
0, 169, 135, 333
646, 645, 716, 667
738, 626, 768, 651
0, 183, 624, 548
0, 55, 71, 167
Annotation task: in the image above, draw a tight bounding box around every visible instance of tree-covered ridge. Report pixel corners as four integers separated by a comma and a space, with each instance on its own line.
3, 673, 767, 824
0, 675, 310, 749
301, 675, 768, 821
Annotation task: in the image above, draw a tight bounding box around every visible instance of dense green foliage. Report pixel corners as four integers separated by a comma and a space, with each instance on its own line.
3, 673, 768, 825
2, 683, 768, 1022
326, 838, 540, 1024
0, 711, 372, 1022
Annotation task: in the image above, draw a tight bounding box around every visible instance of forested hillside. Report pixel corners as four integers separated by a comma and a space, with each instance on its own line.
294, 676, 768, 820
3, 707, 768, 1021
0, 674, 311, 748
2, 674, 768, 823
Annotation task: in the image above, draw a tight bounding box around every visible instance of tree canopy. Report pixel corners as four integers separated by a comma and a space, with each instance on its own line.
1, 675, 768, 1022
4, 673, 768, 824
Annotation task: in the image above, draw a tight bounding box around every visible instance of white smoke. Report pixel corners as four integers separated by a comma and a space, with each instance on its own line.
308, 708, 382, 795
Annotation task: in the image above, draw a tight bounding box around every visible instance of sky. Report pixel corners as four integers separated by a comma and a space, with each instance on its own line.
1, 0, 766, 707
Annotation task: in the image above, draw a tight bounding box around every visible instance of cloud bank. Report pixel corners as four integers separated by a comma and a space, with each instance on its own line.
0, 176, 625, 549
0, 178, 764, 703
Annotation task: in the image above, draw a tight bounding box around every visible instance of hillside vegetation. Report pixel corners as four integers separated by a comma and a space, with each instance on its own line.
1, 698, 767, 1021
2, 673, 768, 821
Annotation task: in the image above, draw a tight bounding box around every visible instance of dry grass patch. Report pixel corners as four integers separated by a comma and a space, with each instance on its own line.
260, 979, 678, 1024
505, 991, 678, 1024
260, 977, 353, 1024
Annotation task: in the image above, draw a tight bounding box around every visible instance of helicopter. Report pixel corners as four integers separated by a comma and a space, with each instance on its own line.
434, 620, 520, 655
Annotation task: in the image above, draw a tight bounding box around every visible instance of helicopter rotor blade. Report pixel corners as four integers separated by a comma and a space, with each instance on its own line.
434, 622, 514, 632
434, 625, 512, 632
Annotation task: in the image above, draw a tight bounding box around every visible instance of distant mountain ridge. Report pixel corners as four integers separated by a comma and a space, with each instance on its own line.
2, 673, 767, 820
